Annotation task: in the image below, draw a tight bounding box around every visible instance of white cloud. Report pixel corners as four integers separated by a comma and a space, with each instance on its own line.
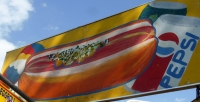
0, 39, 16, 69
44, 25, 59, 30
0, 0, 33, 37
42, 3, 47, 7
175, 98, 185, 102
0, 0, 33, 71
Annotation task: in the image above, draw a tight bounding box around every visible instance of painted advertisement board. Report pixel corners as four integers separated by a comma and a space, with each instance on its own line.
1, 0, 200, 101
0, 81, 24, 102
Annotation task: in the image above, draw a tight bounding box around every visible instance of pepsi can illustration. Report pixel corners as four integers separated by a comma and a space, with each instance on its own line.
125, 14, 200, 93
139, 1, 187, 22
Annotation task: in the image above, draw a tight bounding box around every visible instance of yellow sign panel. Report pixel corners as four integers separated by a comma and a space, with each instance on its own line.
0, 82, 23, 102
1, 0, 200, 102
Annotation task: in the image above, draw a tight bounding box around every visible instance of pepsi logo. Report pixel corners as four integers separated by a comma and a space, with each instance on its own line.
157, 32, 179, 57
159, 32, 200, 89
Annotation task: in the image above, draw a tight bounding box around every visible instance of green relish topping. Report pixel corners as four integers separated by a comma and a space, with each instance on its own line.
48, 39, 109, 66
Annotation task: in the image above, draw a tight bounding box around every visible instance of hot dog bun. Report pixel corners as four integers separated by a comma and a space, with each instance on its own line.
18, 19, 157, 99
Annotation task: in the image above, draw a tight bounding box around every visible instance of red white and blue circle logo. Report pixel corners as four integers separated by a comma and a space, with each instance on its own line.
157, 32, 179, 57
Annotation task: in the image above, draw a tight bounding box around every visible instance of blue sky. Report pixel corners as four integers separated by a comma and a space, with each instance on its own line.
0, 0, 196, 102
114, 88, 195, 102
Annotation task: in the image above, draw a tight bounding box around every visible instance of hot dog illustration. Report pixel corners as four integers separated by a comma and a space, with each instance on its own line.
4, 19, 157, 99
